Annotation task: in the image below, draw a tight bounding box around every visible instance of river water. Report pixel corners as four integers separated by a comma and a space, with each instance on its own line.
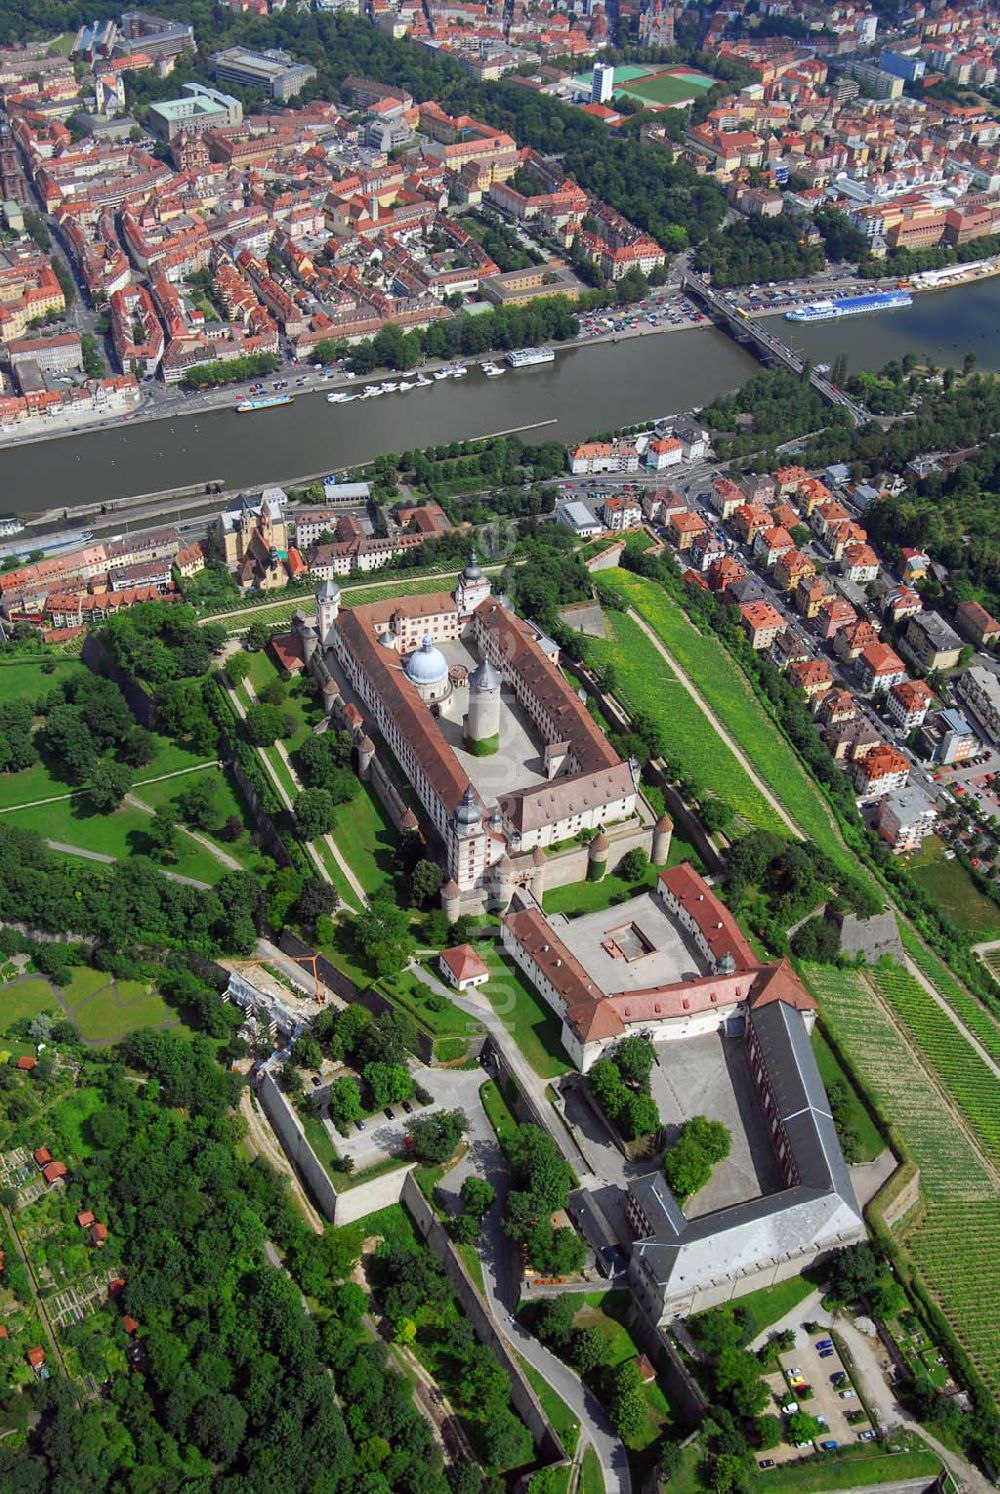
0, 276, 996, 514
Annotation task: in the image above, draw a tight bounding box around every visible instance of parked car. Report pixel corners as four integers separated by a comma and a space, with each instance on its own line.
839, 1389, 856, 1400
858, 1430, 877, 1443
820, 1441, 839, 1452
383, 1107, 394, 1120
831, 1372, 847, 1386
819, 1348, 835, 1359
356, 1119, 366, 1131
816, 1339, 834, 1351
758, 1460, 776, 1471
401, 1100, 413, 1114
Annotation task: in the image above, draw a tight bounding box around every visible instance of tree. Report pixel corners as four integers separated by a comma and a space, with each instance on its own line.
786, 1411, 823, 1445
619, 847, 648, 883
614, 1035, 655, 1087
353, 896, 416, 978
363, 1061, 414, 1109
87, 759, 134, 813
245, 703, 288, 746
826, 1243, 882, 1304
295, 788, 337, 840
175, 777, 218, 830
404, 1108, 467, 1163
411, 859, 443, 907
460, 1176, 495, 1218
146, 805, 179, 860
533, 1294, 576, 1350
265, 866, 303, 928
327, 1075, 363, 1131
296, 878, 339, 930
193, 1393, 247, 1464
663, 1115, 732, 1202
293, 1033, 323, 1071
607, 1360, 646, 1440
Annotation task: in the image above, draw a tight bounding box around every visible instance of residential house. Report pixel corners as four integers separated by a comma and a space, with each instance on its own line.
568, 441, 639, 475
816, 688, 857, 728
954, 599, 1000, 649
857, 643, 908, 695
668, 511, 708, 552
841, 542, 880, 584
770, 629, 810, 671
958, 666, 1000, 742
773, 549, 815, 593
852, 745, 910, 802
644, 436, 683, 471
753, 526, 795, 569
707, 556, 747, 595
689, 530, 726, 573
816, 597, 858, 642
833, 619, 878, 663
901, 612, 964, 673
887, 678, 934, 732
825, 718, 881, 763
794, 577, 832, 620
882, 585, 923, 625
900, 547, 930, 582
788, 658, 832, 701
739, 600, 784, 650
876, 785, 937, 853
601, 495, 643, 531
708, 477, 745, 521
922, 706, 979, 765
731, 504, 771, 546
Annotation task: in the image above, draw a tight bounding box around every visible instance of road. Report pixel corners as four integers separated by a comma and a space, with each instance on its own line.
409, 963, 630, 1491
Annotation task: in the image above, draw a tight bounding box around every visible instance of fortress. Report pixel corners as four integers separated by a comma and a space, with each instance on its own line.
282, 564, 666, 910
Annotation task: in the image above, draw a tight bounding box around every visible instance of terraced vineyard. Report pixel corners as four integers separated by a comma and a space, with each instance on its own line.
899, 925, 1000, 1070
867, 963, 1000, 1169
584, 611, 789, 837
802, 965, 1000, 1397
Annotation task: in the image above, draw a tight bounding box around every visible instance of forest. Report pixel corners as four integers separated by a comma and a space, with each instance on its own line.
0, 1033, 474, 1492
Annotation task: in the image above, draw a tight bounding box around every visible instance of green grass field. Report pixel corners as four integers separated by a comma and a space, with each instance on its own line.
52, 1086, 102, 1157
812, 1028, 885, 1164
478, 943, 571, 1077
760, 1448, 941, 1492
580, 1445, 605, 1494
598, 572, 856, 871
583, 609, 789, 838
731, 1274, 817, 1339
215, 572, 463, 634
0, 729, 214, 812
9, 790, 226, 885
130, 765, 270, 874
0, 978, 61, 1029
618, 72, 715, 106
905, 837, 1000, 938
0, 967, 190, 1047
0, 658, 85, 704
515, 1354, 580, 1456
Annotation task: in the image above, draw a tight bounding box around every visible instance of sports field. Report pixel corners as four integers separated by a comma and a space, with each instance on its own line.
618, 69, 718, 107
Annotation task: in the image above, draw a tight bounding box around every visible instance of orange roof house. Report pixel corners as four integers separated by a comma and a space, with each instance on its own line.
41, 1161, 67, 1184
32, 1147, 51, 1166
76, 1210, 95, 1228
438, 942, 490, 992
16, 1056, 35, 1071
26, 1347, 45, 1367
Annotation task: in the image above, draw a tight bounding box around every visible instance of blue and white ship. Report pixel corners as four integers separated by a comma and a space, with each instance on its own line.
785, 290, 912, 323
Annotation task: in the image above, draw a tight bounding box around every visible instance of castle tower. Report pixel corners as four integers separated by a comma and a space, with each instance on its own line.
441, 878, 461, 924
297, 617, 318, 667
316, 579, 341, 644
487, 852, 514, 913
455, 553, 492, 617
588, 831, 609, 882
465, 657, 502, 752
530, 843, 547, 901
652, 812, 673, 865
356, 734, 375, 780
452, 783, 488, 893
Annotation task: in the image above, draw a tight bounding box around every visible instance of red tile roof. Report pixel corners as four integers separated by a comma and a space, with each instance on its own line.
439, 943, 489, 984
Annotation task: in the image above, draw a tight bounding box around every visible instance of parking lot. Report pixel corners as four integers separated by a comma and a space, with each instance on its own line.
760, 1333, 875, 1468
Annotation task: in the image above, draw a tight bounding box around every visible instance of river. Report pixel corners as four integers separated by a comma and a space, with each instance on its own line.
0, 275, 995, 514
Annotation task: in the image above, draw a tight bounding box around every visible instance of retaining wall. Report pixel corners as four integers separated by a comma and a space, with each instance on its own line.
258, 1067, 415, 1224
82, 633, 158, 729
401, 1173, 566, 1467
228, 751, 292, 868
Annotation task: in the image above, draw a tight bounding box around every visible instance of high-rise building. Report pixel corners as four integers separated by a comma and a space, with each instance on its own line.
591, 62, 615, 105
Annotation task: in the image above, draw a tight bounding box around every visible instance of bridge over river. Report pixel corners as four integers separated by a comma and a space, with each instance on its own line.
683, 273, 870, 426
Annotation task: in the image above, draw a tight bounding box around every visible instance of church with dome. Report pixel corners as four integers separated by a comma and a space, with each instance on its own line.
286, 559, 657, 910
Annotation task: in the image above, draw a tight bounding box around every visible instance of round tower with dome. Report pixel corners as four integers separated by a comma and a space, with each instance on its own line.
404, 635, 451, 703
